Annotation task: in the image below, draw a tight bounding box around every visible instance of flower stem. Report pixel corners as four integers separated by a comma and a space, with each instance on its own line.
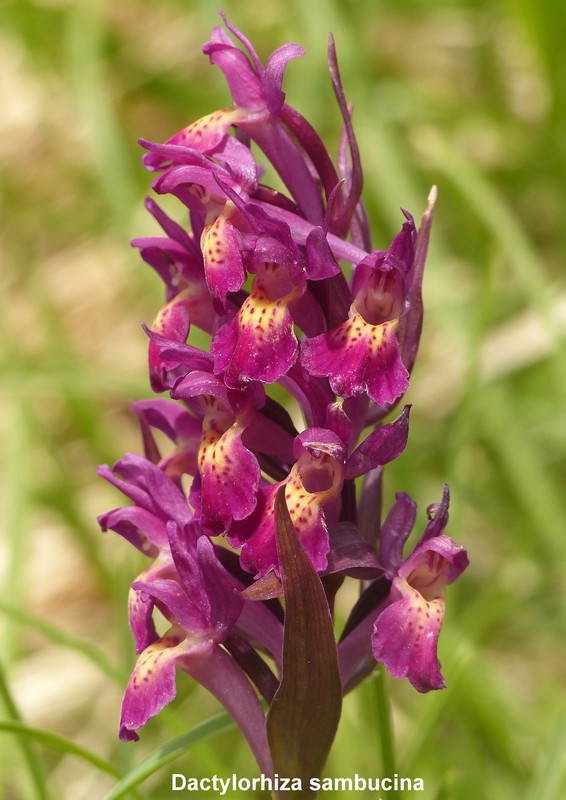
371, 666, 399, 799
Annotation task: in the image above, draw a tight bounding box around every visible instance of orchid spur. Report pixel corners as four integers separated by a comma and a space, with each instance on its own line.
99, 13, 468, 792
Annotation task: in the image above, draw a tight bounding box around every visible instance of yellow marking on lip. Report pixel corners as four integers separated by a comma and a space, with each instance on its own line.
237, 262, 301, 337
180, 108, 245, 146
131, 631, 185, 688
400, 581, 445, 644
332, 307, 399, 354
239, 293, 287, 340
282, 451, 343, 532
201, 203, 238, 268
197, 398, 247, 480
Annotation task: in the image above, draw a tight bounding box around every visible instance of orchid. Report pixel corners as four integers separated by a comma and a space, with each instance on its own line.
300, 219, 415, 406
372, 487, 469, 692
99, 13, 468, 793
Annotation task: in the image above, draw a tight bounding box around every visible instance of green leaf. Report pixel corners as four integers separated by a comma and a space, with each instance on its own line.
267, 487, 342, 797
103, 712, 234, 800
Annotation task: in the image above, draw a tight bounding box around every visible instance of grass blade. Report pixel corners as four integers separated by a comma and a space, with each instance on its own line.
0, 603, 125, 683
0, 662, 50, 800
525, 712, 566, 800
103, 712, 234, 800
0, 720, 121, 779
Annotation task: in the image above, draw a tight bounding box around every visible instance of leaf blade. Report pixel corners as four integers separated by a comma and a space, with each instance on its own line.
267, 487, 342, 795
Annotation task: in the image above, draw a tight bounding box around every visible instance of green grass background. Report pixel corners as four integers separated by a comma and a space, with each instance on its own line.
1, 0, 565, 798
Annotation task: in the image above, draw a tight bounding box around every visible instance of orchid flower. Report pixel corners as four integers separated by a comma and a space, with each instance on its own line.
372, 487, 469, 691
99, 14, 468, 791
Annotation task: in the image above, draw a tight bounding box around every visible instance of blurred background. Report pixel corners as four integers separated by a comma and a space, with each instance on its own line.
1, 0, 565, 798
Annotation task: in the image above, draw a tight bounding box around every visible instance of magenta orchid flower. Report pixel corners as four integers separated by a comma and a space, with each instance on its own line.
371, 487, 469, 692
300, 217, 415, 407
119, 528, 272, 775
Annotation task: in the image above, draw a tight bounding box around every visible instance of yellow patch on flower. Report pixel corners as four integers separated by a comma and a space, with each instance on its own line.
180, 108, 244, 146
332, 307, 399, 356
240, 262, 300, 339
198, 397, 244, 481
201, 202, 238, 264
284, 450, 343, 531
131, 630, 185, 688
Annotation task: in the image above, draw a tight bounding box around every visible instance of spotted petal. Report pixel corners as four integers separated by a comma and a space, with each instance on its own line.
229, 480, 333, 579
171, 372, 261, 533
212, 262, 303, 387
371, 576, 446, 692
142, 108, 246, 172
119, 626, 211, 741
301, 306, 408, 406
200, 201, 246, 305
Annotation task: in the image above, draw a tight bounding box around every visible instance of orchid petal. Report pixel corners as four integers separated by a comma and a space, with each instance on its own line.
345, 405, 411, 479
119, 627, 208, 741
264, 43, 304, 115
371, 578, 446, 693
